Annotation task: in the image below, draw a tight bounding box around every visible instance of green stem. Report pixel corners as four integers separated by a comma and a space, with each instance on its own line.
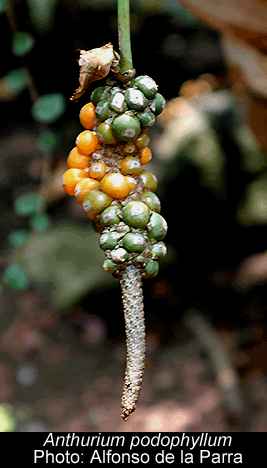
117, 0, 133, 73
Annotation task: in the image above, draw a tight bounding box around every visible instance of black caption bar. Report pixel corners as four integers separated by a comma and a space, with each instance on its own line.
6, 432, 267, 466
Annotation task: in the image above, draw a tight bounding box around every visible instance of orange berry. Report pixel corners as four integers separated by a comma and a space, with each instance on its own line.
100, 173, 130, 199
74, 177, 100, 204
123, 142, 136, 154
124, 175, 138, 192
79, 102, 96, 129
67, 147, 90, 169
62, 168, 87, 195
89, 162, 107, 180
76, 130, 99, 155
139, 146, 152, 165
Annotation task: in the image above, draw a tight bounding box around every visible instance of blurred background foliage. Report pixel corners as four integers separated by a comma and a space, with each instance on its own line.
0, 0, 267, 432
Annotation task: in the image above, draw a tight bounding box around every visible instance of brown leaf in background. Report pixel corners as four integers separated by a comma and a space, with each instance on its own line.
179, 0, 267, 154
70, 43, 115, 102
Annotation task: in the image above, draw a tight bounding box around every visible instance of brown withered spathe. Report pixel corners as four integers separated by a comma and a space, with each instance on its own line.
71, 43, 116, 102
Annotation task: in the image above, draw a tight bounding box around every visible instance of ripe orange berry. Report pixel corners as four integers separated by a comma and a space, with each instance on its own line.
74, 177, 100, 204
124, 175, 138, 192
89, 162, 107, 180
76, 130, 99, 156
123, 142, 136, 154
67, 147, 90, 169
139, 146, 152, 165
100, 173, 130, 199
79, 102, 96, 129
62, 168, 87, 195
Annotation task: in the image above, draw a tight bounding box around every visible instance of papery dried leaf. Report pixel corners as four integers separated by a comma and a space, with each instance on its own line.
70, 43, 115, 102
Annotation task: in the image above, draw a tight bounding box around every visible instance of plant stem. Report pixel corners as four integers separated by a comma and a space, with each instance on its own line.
117, 0, 133, 73
117, 0, 145, 421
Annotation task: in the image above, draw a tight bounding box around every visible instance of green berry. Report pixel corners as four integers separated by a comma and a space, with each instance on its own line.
99, 206, 121, 226
116, 223, 130, 235
140, 170, 158, 191
139, 111, 156, 128
110, 92, 127, 113
141, 191, 161, 212
103, 258, 118, 273
147, 212, 168, 240
124, 88, 148, 111
150, 93, 166, 116
122, 201, 150, 229
112, 113, 141, 142
143, 261, 159, 278
91, 86, 108, 106
95, 99, 110, 121
110, 247, 129, 263
150, 241, 167, 259
122, 232, 146, 253
108, 86, 123, 97
96, 122, 117, 144
83, 189, 113, 219
135, 132, 150, 149
135, 254, 146, 264
121, 156, 141, 175
100, 231, 119, 250
134, 75, 158, 99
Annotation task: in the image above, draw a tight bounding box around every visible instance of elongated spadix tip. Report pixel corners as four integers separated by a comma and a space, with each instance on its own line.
121, 407, 131, 421
120, 264, 145, 421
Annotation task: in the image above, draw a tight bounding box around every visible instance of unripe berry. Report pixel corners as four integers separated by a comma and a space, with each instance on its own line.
121, 156, 141, 175
74, 177, 100, 204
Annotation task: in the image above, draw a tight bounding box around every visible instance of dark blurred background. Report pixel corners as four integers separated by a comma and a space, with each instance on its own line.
0, 0, 266, 432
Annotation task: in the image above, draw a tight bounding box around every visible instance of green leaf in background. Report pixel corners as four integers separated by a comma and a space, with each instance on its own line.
3, 68, 28, 93
31, 93, 66, 123
2, 265, 30, 291
14, 193, 41, 217
0, 0, 6, 14
23, 224, 114, 308
30, 213, 51, 232
12, 31, 35, 57
8, 229, 29, 247
37, 130, 59, 151
0, 404, 16, 432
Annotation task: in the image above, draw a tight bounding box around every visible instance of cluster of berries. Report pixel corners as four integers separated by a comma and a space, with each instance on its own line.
63, 75, 167, 278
